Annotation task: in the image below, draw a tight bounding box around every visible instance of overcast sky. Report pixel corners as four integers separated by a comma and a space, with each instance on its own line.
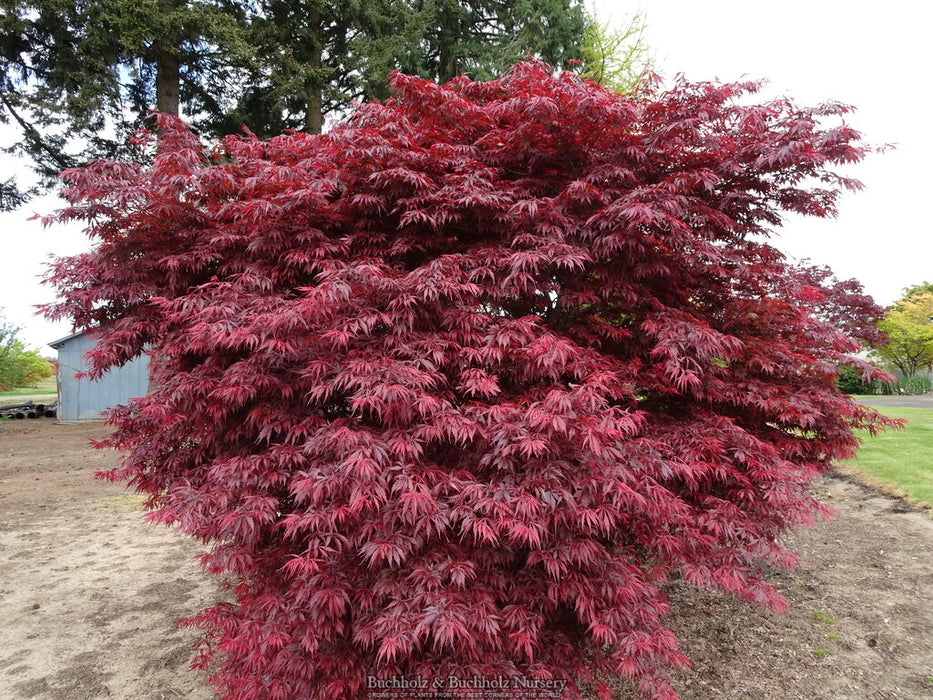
601, 0, 932, 300
2, 0, 931, 351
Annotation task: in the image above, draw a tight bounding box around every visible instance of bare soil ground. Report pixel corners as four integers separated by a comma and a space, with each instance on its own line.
1, 420, 932, 700
0, 420, 216, 699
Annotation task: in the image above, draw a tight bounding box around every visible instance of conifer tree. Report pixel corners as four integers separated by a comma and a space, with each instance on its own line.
0, 0, 250, 206
1, 0, 587, 205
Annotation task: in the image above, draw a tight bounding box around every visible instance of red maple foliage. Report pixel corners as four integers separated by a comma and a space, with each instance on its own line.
44, 62, 895, 700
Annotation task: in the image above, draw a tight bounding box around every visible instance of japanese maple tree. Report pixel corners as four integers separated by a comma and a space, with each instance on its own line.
44, 62, 894, 700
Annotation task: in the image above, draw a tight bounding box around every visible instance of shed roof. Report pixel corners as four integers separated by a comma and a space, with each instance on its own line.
48, 329, 92, 349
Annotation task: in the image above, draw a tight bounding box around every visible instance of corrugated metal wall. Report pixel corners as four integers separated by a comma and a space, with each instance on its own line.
54, 333, 150, 422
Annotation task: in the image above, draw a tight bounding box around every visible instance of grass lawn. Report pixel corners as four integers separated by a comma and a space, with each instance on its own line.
0, 375, 57, 400
843, 406, 933, 509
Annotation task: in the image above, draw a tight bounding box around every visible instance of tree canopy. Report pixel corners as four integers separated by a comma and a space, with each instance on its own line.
0, 0, 250, 205
893, 281, 933, 309
578, 9, 649, 94
44, 62, 893, 700
1, 0, 587, 207
874, 284, 933, 377
0, 311, 53, 390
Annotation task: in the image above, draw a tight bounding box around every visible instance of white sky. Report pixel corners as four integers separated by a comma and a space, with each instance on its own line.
599, 0, 933, 300
2, 0, 931, 352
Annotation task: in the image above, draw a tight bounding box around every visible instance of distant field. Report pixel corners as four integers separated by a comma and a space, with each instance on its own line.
843, 406, 933, 509
0, 376, 57, 400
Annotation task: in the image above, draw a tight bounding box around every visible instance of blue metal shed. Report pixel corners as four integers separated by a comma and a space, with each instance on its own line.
48, 331, 150, 423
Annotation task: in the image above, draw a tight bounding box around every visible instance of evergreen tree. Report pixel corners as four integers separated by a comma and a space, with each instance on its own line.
215, 0, 402, 137
0, 0, 249, 206
394, 0, 585, 85
1, 0, 588, 206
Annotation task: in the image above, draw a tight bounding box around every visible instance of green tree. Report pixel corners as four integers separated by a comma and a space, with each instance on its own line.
874, 286, 933, 378
394, 0, 586, 85
1, 0, 588, 203
0, 0, 250, 206
893, 281, 933, 309
578, 8, 650, 93
0, 314, 54, 390
214, 0, 402, 137
218, 0, 589, 136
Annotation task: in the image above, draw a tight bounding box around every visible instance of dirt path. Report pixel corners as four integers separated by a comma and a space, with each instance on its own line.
1, 420, 932, 700
858, 395, 933, 410
630, 477, 933, 700
0, 421, 216, 699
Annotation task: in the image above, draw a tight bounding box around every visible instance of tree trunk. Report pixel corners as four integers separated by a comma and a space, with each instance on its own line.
155, 0, 182, 117
305, 7, 323, 134
306, 79, 322, 134
156, 49, 181, 116
895, 354, 916, 378
437, 5, 460, 84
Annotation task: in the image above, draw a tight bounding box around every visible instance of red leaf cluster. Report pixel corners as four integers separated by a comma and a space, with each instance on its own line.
44, 62, 896, 700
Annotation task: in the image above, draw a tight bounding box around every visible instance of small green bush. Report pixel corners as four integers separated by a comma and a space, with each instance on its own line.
837, 366, 932, 395
835, 365, 869, 394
